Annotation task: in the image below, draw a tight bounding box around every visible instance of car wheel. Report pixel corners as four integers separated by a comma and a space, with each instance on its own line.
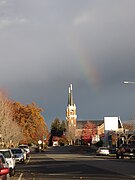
116, 154, 119, 159
9, 167, 15, 177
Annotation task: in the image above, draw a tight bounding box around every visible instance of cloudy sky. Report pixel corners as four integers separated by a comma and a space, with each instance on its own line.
0, 0, 135, 128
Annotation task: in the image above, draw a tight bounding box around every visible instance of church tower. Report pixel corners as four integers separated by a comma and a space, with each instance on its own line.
66, 84, 77, 145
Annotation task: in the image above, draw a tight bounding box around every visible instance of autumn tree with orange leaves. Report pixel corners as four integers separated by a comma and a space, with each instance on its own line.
13, 102, 49, 145
81, 121, 97, 145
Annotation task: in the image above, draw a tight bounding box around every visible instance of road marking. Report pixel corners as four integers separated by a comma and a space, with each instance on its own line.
18, 173, 23, 180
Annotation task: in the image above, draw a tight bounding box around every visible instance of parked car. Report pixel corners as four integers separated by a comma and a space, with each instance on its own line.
0, 159, 9, 180
96, 147, 110, 156
116, 143, 135, 159
0, 154, 9, 179
18, 145, 30, 159
0, 149, 15, 177
0, 154, 9, 168
11, 148, 26, 163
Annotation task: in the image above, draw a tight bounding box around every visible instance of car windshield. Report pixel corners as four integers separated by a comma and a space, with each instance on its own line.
11, 149, 22, 154
0, 151, 11, 158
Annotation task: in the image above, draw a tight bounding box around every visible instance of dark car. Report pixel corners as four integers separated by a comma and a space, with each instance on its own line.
116, 144, 135, 159
11, 148, 25, 163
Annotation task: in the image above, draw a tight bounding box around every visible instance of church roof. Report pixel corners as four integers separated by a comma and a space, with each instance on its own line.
76, 120, 104, 129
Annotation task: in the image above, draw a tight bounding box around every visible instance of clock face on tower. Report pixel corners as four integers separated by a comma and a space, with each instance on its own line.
70, 110, 74, 115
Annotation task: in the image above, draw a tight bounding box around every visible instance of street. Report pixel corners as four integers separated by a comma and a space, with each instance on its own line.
10, 146, 135, 180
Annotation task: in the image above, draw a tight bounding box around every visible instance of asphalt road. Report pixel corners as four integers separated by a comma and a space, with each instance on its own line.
9, 146, 135, 180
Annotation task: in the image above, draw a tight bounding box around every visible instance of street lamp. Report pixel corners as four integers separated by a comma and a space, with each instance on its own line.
124, 81, 135, 84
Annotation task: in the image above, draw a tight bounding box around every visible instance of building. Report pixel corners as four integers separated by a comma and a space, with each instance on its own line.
66, 84, 103, 145
66, 84, 126, 146
66, 84, 77, 145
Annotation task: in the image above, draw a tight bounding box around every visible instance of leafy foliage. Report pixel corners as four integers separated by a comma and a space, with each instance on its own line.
81, 121, 97, 144
13, 102, 48, 144
0, 90, 49, 147
49, 118, 67, 145
51, 118, 66, 137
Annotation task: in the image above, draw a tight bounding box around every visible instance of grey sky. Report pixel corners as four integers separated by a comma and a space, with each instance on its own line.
0, 0, 135, 127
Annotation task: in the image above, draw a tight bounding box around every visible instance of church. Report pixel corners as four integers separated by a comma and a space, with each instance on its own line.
66, 84, 104, 145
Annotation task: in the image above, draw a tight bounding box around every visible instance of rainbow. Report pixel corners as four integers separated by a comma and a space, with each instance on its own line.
69, 35, 102, 89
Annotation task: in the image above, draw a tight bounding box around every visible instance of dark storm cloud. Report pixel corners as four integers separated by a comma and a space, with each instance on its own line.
0, 0, 135, 127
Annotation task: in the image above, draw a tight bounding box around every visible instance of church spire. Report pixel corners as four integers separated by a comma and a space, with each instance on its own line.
68, 84, 74, 106
68, 85, 71, 105
70, 84, 74, 105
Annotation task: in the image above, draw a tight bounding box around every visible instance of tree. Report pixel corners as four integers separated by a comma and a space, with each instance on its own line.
13, 102, 48, 145
51, 118, 61, 136
50, 118, 67, 146
111, 122, 135, 147
60, 120, 66, 133
50, 118, 67, 137
66, 125, 76, 145
122, 123, 135, 144
0, 91, 23, 147
81, 121, 97, 144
